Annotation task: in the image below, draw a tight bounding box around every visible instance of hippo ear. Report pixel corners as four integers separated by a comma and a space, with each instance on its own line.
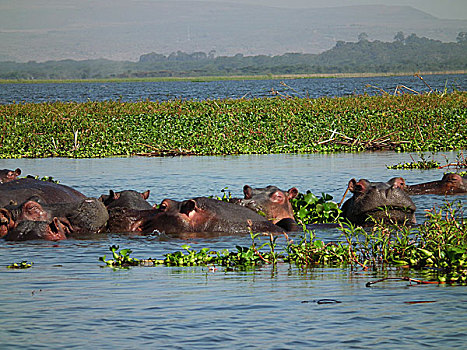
180, 199, 197, 215
14, 168, 21, 176
354, 179, 369, 193
158, 199, 172, 211
287, 187, 299, 199
243, 185, 253, 199
141, 190, 150, 200
271, 191, 285, 203
347, 179, 358, 192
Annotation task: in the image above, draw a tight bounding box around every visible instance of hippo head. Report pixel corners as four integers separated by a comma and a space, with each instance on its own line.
99, 189, 152, 210
439, 173, 466, 194
341, 178, 416, 225
140, 197, 283, 236
4, 217, 69, 241
406, 173, 467, 195
0, 208, 15, 238
106, 207, 156, 233
14, 200, 51, 222
234, 185, 299, 231
140, 198, 214, 234
0, 168, 21, 184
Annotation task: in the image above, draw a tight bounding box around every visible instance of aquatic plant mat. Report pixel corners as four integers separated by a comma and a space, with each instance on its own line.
97, 203, 466, 285
1, 92, 466, 158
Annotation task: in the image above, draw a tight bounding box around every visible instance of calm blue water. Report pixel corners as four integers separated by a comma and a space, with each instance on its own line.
0, 73, 465, 104
0, 153, 466, 349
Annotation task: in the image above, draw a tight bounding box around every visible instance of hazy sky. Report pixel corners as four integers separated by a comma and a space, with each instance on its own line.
1, 0, 465, 61
188, 0, 467, 20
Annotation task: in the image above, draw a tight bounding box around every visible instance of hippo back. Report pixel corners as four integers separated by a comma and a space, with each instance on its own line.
0, 178, 86, 207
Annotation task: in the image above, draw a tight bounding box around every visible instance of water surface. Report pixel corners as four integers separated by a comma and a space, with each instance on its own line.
1, 73, 465, 104
1, 153, 466, 349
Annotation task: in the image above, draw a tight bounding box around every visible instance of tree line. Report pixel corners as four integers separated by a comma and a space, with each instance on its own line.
1, 33, 466, 80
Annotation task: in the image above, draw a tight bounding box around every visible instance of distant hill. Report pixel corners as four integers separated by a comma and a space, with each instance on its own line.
1, 34, 466, 80
0, 1, 466, 62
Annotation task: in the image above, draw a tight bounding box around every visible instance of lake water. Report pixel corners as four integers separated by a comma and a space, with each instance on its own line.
1, 152, 466, 349
1, 73, 466, 104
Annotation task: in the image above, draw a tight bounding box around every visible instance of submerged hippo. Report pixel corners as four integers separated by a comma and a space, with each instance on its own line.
99, 189, 152, 210
99, 189, 153, 233
341, 178, 416, 225
0, 177, 86, 207
0, 168, 21, 184
2, 197, 109, 241
405, 173, 467, 195
137, 197, 285, 236
232, 185, 299, 231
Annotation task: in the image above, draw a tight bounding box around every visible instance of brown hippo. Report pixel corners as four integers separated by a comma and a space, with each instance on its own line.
0, 168, 21, 184
2, 197, 109, 241
0, 177, 86, 207
341, 178, 416, 226
231, 185, 299, 231
405, 173, 467, 195
136, 197, 285, 236
99, 189, 153, 233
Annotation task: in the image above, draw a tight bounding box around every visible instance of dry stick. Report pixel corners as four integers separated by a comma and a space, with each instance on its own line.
325, 129, 353, 140
396, 85, 420, 95
365, 84, 389, 95
438, 163, 467, 169
416, 125, 425, 142
317, 129, 338, 145
339, 187, 350, 208
253, 247, 271, 264
280, 81, 304, 98
414, 73, 434, 94
365, 277, 444, 287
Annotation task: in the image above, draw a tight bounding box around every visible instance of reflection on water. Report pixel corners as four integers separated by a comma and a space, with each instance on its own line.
0, 152, 466, 349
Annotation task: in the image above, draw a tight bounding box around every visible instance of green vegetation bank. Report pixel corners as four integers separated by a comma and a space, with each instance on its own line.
1, 92, 466, 158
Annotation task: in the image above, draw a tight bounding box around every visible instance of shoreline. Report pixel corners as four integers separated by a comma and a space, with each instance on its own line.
0, 70, 466, 85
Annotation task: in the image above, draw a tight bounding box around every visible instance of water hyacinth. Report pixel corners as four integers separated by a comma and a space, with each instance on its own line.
1, 92, 466, 158
98, 202, 467, 284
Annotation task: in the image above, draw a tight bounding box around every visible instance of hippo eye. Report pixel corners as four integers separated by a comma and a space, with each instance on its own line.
159, 203, 167, 211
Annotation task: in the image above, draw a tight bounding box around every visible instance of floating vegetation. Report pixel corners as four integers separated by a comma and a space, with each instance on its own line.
387, 153, 441, 169
291, 191, 342, 224
1, 92, 466, 158
24, 175, 60, 183
7, 261, 33, 269
99, 245, 141, 268
387, 160, 440, 170
99, 201, 467, 284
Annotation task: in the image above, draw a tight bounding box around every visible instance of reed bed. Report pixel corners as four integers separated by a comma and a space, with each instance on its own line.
1, 92, 466, 158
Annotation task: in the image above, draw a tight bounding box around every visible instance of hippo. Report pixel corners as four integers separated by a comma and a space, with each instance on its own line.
341, 178, 416, 226
366, 177, 407, 190
105, 207, 156, 233
137, 197, 285, 236
4, 218, 69, 241
231, 185, 299, 231
99, 189, 152, 210
0, 168, 21, 184
405, 173, 467, 195
0, 177, 86, 207
99, 189, 153, 233
2, 197, 109, 241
